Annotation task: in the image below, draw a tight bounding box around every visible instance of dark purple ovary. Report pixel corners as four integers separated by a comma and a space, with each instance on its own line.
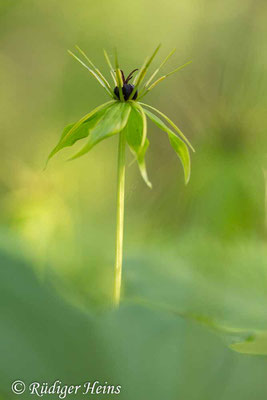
114, 84, 138, 101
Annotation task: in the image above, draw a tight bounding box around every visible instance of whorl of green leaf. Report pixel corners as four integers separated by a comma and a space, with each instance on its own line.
47, 46, 195, 187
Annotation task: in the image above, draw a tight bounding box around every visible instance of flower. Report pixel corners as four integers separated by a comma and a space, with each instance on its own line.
47, 45, 194, 186
47, 45, 195, 305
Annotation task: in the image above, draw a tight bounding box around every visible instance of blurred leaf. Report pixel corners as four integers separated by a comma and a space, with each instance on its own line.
0, 249, 110, 399
143, 108, 190, 183
1, 244, 267, 399
124, 234, 267, 339
125, 106, 151, 188
231, 332, 267, 355
70, 102, 131, 160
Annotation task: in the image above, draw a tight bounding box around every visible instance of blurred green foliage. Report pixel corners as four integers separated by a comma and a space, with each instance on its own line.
1, 0, 267, 398
1, 248, 267, 400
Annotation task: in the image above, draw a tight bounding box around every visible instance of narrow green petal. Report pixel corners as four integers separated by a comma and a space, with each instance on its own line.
144, 48, 176, 88
147, 76, 166, 91
146, 61, 192, 92
138, 60, 192, 100
114, 48, 124, 101
143, 108, 191, 184
139, 102, 195, 153
165, 60, 192, 78
75, 45, 113, 93
128, 44, 161, 100
68, 50, 112, 97
103, 49, 117, 85
69, 102, 131, 160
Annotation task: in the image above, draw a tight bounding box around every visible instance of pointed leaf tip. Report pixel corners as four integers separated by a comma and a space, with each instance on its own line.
46, 101, 115, 164
143, 108, 191, 185
139, 102, 195, 153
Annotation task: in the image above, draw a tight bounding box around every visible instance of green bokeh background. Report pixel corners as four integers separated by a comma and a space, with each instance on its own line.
1, 0, 267, 399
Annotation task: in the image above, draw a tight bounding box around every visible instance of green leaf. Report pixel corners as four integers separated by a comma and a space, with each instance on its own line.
125, 105, 151, 188
46, 101, 114, 166
139, 102, 195, 152
231, 331, 267, 355
2, 236, 267, 397
124, 234, 267, 352
168, 131, 191, 184
136, 139, 151, 188
70, 102, 131, 160
143, 108, 191, 184
133, 102, 147, 148
48, 114, 100, 157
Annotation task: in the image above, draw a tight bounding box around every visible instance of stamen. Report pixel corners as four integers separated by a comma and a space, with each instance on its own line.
125, 69, 138, 83
120, 70, 126, 84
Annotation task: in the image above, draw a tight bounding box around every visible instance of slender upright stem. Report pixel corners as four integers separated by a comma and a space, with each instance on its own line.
114, 130, 126, 306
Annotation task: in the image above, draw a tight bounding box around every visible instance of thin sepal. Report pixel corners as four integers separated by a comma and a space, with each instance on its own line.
138, 60, 192, 100
114, 48, 124, 101
144, 48, 176, 89
68, 50, 112, 97
103, 49, 117, 85
164, 60, 192, 78
75, 45, 113, 94
128, 44, 161, 101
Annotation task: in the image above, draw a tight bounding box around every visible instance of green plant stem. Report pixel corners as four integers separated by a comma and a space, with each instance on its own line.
114, 130, 126, 306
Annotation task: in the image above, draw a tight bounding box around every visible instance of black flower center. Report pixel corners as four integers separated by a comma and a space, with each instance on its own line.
114, 84, 138, 101
114, 69, 138, 101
